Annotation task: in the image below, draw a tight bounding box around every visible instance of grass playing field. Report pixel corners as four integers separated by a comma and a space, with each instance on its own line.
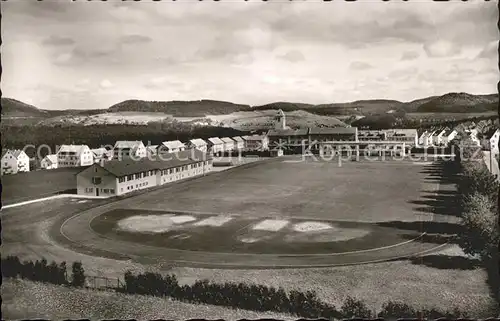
120, 157, 439, 222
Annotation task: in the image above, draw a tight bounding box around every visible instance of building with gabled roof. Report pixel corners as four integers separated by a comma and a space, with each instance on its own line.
1, 149, 30, 175
113, 141, 147, 161
158, 140, 186, 154
483, 128, 500, 155
41, 154, 58, 170
57, 144, 93, 167
76, 149, 212, 197
187, 138, 208, 153
91, 148, 112, 164
207, 137, 224, 155
242, 135, 269, 151
220, 137, 235, 152
232, 136, 245, 150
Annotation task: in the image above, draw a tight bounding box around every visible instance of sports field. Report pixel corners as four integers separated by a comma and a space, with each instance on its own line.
52, 157, 459, 268
114, 157, 438, 222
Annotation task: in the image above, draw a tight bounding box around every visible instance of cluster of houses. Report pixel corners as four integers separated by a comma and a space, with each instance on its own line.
3, 109, 499, 198
0, 134, 269, 176
417, 118, 500, 159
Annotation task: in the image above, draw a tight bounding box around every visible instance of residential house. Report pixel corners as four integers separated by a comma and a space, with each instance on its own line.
242, 135, 269, 151
1, 149, 30, 175
76, 149, 212, 197
467, 128, 481, 146
146, 145, 159, 158
441, 129, 458, 146
91, 148, 112, 164
158, 140, 186, 154
385, 129, 419, 147
207, 137, 224, 155
220, 137, 235, 152
40, 154, 58, 170
57, 144, 94, 168
232, 136, 245, 150
432, 128, 448, 146
418, 131, 428, 147
484, 128, 500, 157
113, 141, 147, 160
187, 138, 208, 153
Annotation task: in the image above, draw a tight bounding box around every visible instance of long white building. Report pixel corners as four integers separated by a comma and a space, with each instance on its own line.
77, 149, 213, 197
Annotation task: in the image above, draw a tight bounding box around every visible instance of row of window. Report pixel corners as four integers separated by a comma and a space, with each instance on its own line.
126, 182, 149, 190
84, 187, 115, 193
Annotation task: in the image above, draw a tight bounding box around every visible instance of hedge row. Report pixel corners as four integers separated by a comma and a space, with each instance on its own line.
121, 270, 469, 319
2, 255, 470, 319
2, 255, 85, 287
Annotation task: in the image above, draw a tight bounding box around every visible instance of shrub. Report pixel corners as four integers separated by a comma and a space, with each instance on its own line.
377, 301, 417, 318
71, 261, 86, 287
339, 296, 372, 318
458, 192, 499, 261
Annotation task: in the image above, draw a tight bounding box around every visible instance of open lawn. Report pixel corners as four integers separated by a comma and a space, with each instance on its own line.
1, 167, 82, 205
2, 279, 293, 320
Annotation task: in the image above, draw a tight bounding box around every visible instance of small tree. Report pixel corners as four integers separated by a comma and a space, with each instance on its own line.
71, 261, 86, 287
378, 301, 417, 318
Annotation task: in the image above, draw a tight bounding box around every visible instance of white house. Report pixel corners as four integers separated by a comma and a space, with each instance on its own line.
485, 128, 500, 156
221, 137, 235, 152
432, 128, 448, 146
467, 129, 481, 146
76, 149, 212, 197
423, 131, 437, 147
91, 148, 112, 164
57, 145, 94, 168
232, 136, 245, 150
385, 129, 418, 146
146, 145, 158, 158
158, 140, 186, 154
207, 137, 224, 155
187, 138, 208, 153
418, 131, 428, 147
1, 149, 30, 175
242, 135, 269, 151
441, 129, 458, 146
40, 154, 58, 170
113, 141, 147, 160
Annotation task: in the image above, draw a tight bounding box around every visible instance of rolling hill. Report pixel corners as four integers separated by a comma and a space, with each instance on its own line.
2, 92, 498, 129
415, 92, 498, 113
108, 99, 251, 117
1, 98, 49, 118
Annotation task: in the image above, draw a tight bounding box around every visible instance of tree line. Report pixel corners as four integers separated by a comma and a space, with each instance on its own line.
2, 255, 469, 319
451, 140, 500, 301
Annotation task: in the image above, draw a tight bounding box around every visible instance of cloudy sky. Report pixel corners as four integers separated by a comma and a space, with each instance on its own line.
2, 0, 498, 110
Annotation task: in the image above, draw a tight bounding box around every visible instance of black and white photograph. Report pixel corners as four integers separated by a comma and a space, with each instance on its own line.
1, 0, 499, 319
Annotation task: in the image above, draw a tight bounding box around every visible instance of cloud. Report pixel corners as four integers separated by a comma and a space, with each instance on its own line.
100, 79, 114, 89
349, 61, 373, 70
119, 34, 152, 45
423, 40, 462, 58
278, 50, 305, 63
42, 35, 75, 46
400, 51, 419, 61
